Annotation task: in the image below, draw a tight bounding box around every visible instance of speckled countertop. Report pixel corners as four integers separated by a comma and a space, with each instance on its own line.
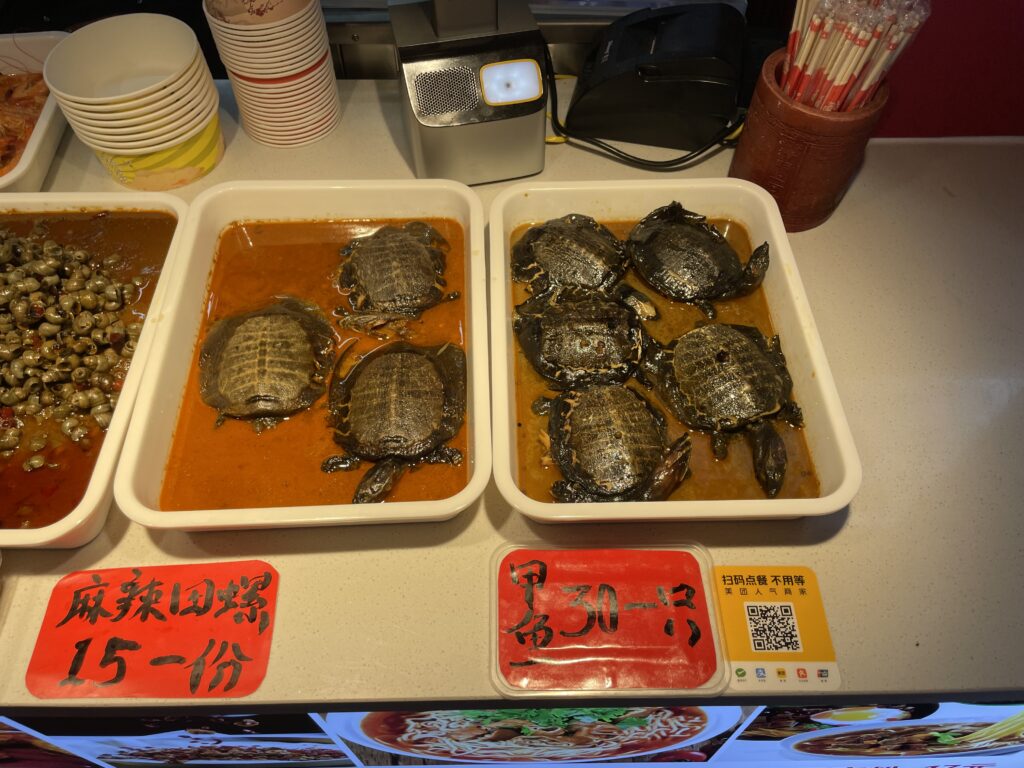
0, 80, 1022, 707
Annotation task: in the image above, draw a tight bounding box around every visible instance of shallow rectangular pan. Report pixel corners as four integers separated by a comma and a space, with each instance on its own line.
0, 193, 189, 547
115, 180, 489, 531
489, 179, 861, 522
0, 32, 68, 193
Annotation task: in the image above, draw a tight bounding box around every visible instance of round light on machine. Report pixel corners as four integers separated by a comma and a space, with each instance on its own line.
480, 59, 543, 106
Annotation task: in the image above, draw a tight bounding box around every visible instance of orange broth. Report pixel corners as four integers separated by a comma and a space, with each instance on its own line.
512, 217, 821, 503
0, 211, 178, 528
159, 219, 468, 511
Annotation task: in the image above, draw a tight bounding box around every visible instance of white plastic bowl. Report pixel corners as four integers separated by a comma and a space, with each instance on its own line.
0, 193, 189, 548
0, 32, 68, 193
115, 180, 490, 532
489, 179, 862, 522
44, 14, 199, 105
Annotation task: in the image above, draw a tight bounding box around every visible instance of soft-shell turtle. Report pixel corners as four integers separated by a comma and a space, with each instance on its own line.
641, 323, 803, 497
627, 202, 769, 318
199, 297, 335, 433
513, 286, 656, 389
511, 213, 628, 294
337, 221, 456, 334
537, 384, 691, 503
321, 341, 466, 503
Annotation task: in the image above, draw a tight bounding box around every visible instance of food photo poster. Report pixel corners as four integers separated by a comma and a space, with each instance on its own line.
3, 701, 1023, 766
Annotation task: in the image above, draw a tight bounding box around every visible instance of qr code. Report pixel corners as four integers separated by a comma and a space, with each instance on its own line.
745, 602, 802, 652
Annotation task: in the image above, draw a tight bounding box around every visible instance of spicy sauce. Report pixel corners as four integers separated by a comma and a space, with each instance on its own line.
512, 217, 821, 503
0, 211, 178, 528
159, 218, 468, 511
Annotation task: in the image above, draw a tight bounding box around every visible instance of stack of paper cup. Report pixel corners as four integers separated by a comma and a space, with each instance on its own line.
204, 0, 340, 147
43, 14, 223, 191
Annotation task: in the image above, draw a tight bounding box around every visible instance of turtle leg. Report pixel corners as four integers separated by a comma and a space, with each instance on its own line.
780, 400, 804, 428
551, 479, 601, 503
612, 283, 659, 320
337, 311, 411, 337
643, 433, 692, 500
711, 431, 731, 459
353, 457, 408, 503
695, 298, 717, 319
321, 453, 362, 473
424, 445, 463, 465
251, 416, 280, 434
748, 420, 787, 497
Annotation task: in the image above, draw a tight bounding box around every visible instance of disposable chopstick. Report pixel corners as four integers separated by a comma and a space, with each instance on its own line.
784, 0, 931, 112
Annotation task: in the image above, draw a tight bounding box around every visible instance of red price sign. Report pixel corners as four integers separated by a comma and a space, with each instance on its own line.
497, 548, 719, 692
26, 560, 278, 699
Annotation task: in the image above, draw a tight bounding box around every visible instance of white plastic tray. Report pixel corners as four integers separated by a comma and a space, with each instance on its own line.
0, 32, 68, 193
114, 180, 490, 531
488, 179, 861, 522
0, 193, 189, 548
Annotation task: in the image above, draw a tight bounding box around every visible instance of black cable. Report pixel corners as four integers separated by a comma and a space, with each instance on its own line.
544, 46, 745, 171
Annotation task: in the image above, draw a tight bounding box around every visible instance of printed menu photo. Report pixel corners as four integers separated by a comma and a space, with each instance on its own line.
11, 712, 354, 768
314, 706, 751, 765
0, 717, 102, 767
711, 701, 1024, 765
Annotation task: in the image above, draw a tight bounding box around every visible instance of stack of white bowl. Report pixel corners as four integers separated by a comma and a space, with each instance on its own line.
204, 0, 340, 147
42, 14, 223, 191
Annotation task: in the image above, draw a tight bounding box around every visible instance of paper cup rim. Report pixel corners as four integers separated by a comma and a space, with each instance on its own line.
204, 0, 318, 35
80, 102, 220, 155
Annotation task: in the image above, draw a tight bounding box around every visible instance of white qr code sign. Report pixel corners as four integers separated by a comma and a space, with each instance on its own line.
745, 602, 802, 652
714, 566, 840, 692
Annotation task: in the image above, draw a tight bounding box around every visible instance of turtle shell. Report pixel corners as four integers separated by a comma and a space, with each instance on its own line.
548, 384, 669, 500
328, 341, 465, 461
338, 221, 449, 317
199, 297, 335, 430
513, 287, 644, 388
511, 213, 627, 293
627, 202, 768, 317
667, 324, 791, 431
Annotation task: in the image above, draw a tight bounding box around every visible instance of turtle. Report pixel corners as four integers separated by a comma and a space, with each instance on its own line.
535, 383, 691, 503
511, 213, 628, 294
199, 297, 336, 433
336, 220, 458, 335
641, 323, 804, 497
321, 340, 466, 503
513, 286, 657, 389
626, 202, 770, 318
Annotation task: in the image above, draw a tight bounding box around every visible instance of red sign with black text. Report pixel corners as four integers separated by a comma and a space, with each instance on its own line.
26, 560, 278, 699
497, 548, 719, 691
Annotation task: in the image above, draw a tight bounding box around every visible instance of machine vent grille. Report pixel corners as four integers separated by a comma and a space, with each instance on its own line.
414, 67, 481, 116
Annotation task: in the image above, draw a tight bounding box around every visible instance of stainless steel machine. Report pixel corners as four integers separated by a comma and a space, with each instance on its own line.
389, 0, 548, 185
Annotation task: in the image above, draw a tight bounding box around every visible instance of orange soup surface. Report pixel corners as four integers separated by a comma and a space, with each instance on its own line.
160, 218, 468, 511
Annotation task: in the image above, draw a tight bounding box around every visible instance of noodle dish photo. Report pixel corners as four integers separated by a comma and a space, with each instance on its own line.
326, 706, 742, 763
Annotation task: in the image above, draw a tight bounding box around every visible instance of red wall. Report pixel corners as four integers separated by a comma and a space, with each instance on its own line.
873, 0, 1024, 136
